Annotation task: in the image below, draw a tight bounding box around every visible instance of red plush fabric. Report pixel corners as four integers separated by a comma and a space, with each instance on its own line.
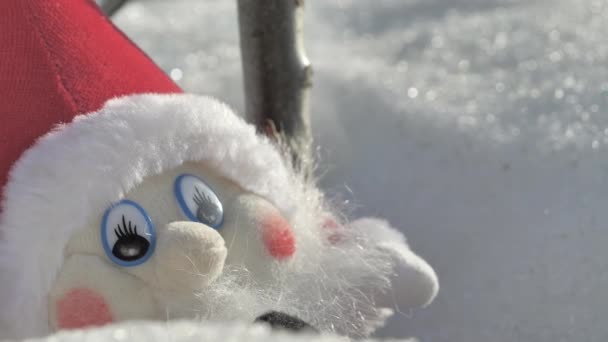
0, 0, 181, 202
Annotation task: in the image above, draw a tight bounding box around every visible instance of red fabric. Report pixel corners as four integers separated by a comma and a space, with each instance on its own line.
0, 0, 181, 198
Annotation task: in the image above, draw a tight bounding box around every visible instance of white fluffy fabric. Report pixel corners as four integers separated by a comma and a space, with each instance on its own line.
23, 320, 416, 342
0, 94, 294, 337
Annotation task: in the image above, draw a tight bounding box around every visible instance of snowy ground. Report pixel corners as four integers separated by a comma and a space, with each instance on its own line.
113, 1, 608, 341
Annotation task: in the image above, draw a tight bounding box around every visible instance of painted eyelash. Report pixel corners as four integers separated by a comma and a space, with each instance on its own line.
193, 186, 217, 208
114, 215, 139, 238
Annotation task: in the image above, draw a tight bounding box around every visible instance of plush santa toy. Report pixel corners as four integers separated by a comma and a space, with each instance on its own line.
0, 0, 438, 339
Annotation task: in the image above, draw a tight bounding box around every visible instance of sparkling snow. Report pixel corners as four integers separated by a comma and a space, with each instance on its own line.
112, 0, 608, 341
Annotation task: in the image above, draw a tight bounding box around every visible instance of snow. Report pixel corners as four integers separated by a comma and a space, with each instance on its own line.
111, 0, 608, 341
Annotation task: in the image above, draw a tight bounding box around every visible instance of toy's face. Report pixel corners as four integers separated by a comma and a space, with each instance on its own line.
50, 162, 302, 331
49, 160, 437, 336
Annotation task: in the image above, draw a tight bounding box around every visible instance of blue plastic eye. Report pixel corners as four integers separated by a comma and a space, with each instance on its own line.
101, 199, 156, 267
174, 174, 224, 229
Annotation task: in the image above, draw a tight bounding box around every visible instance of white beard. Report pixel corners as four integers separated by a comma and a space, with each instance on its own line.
156, 248, 395, 337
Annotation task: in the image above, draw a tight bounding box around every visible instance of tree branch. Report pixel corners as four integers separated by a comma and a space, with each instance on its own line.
97, 0, 129, 17
237, 0, 313, 172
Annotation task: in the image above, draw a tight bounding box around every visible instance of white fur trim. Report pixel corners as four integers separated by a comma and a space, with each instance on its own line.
0, 94, 294, 338
29, 320, 416, 342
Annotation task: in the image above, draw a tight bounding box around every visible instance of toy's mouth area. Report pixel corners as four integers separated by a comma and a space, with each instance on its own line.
254, 311, 317, 333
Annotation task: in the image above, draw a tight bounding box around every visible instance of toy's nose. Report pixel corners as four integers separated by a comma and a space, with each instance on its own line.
154, 221, 227, 292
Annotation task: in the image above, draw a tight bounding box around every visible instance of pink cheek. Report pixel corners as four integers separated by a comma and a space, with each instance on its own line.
261, 214, 296, 260
322, 217, 345, 245
56, 288, 113, 330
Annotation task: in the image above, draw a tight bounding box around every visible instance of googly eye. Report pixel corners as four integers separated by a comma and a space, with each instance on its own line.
101, 200, 156, 267
174, 174, 224, 229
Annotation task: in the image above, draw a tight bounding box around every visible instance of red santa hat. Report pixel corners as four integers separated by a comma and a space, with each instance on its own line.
0, 0, 294, 337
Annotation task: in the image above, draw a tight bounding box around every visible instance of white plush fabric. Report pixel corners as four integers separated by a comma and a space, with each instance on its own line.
0, 94, 294, 337
23, 320, 416, 342
349, 218, 438, 310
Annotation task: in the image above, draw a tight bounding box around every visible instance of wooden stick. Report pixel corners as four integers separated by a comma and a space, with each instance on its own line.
237, 0, 313, 172
97, 0, 129, 16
